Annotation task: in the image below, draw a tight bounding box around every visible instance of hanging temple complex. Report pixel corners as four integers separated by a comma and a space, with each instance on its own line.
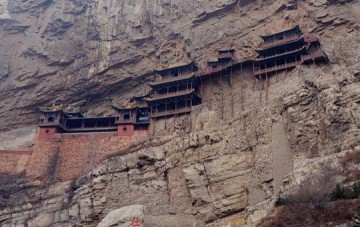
0, 26, 329, 182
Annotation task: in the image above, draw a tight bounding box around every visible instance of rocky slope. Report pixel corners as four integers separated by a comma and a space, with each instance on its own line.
0, 0, 359, 226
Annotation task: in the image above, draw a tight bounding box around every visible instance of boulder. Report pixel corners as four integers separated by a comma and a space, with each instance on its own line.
98, 205, 145, 227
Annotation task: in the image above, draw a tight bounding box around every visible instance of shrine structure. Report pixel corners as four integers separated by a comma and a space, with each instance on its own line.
145, 62, 202, 119
37, 25, 329, 139
253, 26, 328, 78
112, 95, 150, 136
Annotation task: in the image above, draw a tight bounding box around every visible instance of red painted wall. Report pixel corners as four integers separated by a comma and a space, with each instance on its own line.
117, 124, 135, 137
27, 131, 148, 182
38, 127, 59, 140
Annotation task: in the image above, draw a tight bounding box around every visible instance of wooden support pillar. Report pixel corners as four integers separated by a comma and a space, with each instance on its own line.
259, 75, 263, 103
221, 94, 224, 120
265, 73, 269, 102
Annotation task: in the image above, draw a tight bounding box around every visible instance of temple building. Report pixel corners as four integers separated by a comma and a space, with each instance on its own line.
112, 95, 150, 136
38, 105, 118, 139
207, 49, 236, 69
145, 62, 201, 119
253, 26, 328, 78
37, 25, 329, 138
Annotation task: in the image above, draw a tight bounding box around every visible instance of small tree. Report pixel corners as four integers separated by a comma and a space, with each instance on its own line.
331, 183, 346, 200
288, 167, 336, 210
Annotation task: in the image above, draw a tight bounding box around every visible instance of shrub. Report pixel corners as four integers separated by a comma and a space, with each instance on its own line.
275, 196, 289, 207
331, 183, 346, 200
287, 167, 336, 210
352, 182, 360, 198
331, 182, 360, 201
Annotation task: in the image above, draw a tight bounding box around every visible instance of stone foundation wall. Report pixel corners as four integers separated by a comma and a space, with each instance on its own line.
0, 150, 32, 175
26, 133, 146, 182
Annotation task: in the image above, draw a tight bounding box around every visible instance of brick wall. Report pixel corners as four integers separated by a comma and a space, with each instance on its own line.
26, 132, 146, 182
0, 150, 32, 174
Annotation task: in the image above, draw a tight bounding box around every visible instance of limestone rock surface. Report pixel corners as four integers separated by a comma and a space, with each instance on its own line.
98, 205, 145, 227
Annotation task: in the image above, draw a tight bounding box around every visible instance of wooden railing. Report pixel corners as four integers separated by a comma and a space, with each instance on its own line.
203, 62, 234, 75
66, 126, 118, 132
262, 34, 301, 49
116, 118, 137, 124
151, 73, 195, 85
146, 89, 194, 101
257, 46, 305, 61
254, 61, 300, 76
218, 52, 234, 59
301, 50, 327, 62
151, 107, 192, 118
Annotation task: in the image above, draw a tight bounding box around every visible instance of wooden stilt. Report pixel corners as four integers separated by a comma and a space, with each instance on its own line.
221, 94, 224, 120
259, 76, 263, 103
210, 78, 213, 110
265, 73, 269, 102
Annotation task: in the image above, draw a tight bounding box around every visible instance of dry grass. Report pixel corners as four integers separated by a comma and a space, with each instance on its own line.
258, 167, 359, 226
257, 199, 360, 227
341, 149, 360, 183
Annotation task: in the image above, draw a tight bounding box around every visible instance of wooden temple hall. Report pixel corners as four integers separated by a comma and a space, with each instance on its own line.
37, 25, 328, 137
253, 26, 328, 78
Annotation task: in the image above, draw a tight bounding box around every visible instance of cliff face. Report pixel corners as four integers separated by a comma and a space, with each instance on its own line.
1, 0, 357, 132
0, 0, 359, 226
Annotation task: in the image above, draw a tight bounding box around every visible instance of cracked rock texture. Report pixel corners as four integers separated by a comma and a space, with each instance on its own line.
0, 0, 359, 226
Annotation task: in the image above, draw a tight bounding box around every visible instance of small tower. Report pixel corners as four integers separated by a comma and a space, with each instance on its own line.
113, 96, 150, 137
207, 49, 235, 69
37, 104, 66, 139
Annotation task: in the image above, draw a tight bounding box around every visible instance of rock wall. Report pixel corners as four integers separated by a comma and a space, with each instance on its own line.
1, 58, 359, 225
0, 0, 359, 226
0, 0, 358, 133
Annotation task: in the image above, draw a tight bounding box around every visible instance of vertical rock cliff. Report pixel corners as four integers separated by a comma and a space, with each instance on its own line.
0, 0, 359, 226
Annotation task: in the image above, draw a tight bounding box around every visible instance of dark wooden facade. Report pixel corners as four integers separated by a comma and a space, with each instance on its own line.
146, 62, 201, 119
38, 25, 329, 135
253, 26, 328, 78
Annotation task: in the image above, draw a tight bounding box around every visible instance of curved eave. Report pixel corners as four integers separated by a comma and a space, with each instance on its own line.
63, 111, 83, 117
38, 108, 63, 113
156, 61, 197, 74
149, 74, 195, 88
111, 105, 138, 111
256, 37, 305, 53
144, 89, 197, 103
254, 46, 306, 63
218, 49, 235, 53
260, 25, 300, 39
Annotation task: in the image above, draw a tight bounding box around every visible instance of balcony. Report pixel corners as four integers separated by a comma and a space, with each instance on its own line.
150, 73, 195, 86
116, 118, 136, 125
256, 46, 305, 61
145, 89, 194, 102
151, 107, 192, 118
218, 52, 234, 60
301, 50, 328, 63
254, 61, 301, 77
262, 34, 301, 49
201, 62, 234, 77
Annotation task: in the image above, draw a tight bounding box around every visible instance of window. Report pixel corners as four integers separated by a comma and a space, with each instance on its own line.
123, 127, 127, 132
48, 117, 54, 122
124, 114, 130, 120
45, 129, 50, 133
